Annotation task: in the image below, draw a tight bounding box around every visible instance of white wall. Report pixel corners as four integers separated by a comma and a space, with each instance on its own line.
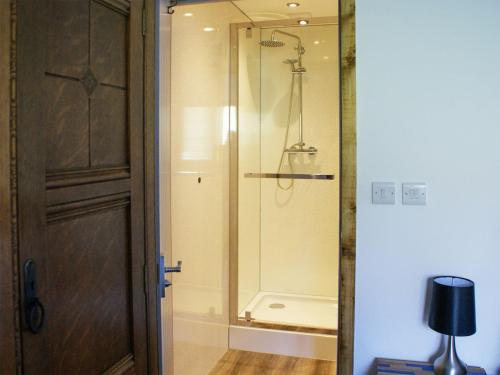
355, 1, 500, 374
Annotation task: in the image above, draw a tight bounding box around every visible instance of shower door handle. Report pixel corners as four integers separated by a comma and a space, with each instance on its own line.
159, 256, 182, 298
165, 260, 182, 273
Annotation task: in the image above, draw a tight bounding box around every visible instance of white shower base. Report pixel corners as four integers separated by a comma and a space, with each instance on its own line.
238, 291, 338, 330
229, 324, 337, 361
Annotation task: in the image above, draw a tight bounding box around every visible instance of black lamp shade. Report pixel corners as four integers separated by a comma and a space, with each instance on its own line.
428, 276, 476, 337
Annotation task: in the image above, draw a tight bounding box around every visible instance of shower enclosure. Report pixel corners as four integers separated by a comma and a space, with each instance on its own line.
231, 20, 340, 338
160, 1, 341, 371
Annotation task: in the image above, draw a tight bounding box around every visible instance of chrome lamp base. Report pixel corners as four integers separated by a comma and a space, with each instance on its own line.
433, 336, 467, 375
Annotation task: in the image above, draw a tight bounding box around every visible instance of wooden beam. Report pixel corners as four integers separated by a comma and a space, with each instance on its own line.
338, 0, 357, 374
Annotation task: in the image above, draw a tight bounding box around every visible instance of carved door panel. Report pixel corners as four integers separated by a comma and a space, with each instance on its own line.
16, 0, 153, 374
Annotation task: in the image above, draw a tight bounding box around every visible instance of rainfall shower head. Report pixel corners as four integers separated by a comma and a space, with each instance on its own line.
260, 39, 285, 48
261, 29, 306, 72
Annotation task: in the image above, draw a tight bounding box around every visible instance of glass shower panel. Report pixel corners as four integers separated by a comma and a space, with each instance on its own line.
237, 27, 261, 315
252, 24, 339, 330
164, 3, 247, 375
237, 23, 339, 330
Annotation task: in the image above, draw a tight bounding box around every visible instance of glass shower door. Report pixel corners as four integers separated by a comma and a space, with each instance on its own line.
237, 24, 340, 332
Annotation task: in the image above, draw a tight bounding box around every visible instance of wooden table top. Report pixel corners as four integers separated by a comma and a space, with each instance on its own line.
376, 358, 486, 375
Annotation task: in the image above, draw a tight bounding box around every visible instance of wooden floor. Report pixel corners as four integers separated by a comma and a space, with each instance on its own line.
209, 350, 336, 375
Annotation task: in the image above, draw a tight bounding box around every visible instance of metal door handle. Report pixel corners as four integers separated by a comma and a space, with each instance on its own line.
159, 257, 182, 298
165, 260, 182, 273
23, 259, 45, 334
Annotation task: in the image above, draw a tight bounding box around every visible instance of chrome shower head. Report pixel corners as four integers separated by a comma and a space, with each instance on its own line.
260, 39, 285, 48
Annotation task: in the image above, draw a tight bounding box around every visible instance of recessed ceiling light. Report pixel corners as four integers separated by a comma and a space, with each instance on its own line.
184, 12, 193, 17
313, 40, 320, 45
287, 2, 300, 7
323, 56, 330, 60
298, 19, 309, 26
203, 27, 215, 32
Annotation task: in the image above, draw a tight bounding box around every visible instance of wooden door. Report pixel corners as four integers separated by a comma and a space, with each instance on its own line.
16, 0, 156, 373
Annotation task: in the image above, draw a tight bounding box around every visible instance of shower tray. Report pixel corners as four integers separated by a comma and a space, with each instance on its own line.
238, 291, 338, 331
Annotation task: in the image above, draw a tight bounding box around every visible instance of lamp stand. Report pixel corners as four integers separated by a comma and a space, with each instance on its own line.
433, 335, 467, 375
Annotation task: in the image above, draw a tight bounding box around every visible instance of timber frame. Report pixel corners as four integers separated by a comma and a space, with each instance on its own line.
338, 0, 357, 374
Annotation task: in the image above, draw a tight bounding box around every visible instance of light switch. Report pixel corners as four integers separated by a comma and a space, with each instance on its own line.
372, 182, 396, 205
402, 183, 427, 205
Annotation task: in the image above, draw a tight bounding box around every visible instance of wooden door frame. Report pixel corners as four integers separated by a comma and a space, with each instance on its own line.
150, 0, 357, 374
338, 1, 357, 374
144, 0, 162, 374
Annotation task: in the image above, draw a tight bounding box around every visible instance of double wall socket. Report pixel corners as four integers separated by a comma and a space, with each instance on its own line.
402, 183, 427, 205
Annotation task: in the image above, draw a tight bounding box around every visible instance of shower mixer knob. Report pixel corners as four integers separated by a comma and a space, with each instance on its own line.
295, 46, 306, 54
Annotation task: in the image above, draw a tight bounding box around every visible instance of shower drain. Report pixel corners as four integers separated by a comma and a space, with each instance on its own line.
268, 303, 286, 309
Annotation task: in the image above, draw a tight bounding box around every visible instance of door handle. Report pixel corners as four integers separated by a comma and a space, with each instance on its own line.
159, 256, 182, 298
23, 259, 45, 334
165, 260, 182, 273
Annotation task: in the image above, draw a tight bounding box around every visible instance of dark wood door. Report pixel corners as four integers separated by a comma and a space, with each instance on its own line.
16, 0, 154, 374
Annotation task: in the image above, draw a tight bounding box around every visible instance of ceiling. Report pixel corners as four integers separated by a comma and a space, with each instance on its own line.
231, 0, 337, 22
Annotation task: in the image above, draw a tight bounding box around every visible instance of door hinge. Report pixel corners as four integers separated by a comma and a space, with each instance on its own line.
167, 1, 178, 14
142, 8, 146, 36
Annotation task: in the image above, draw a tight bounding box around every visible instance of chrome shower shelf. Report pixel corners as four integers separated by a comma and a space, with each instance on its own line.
244, 173, 334, 180
284, 147, 318, 155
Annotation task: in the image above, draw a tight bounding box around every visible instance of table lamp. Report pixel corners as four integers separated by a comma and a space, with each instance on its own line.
428, 276, 476, 375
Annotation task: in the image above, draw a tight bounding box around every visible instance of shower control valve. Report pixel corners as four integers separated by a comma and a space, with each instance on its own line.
295, 46, 306, 55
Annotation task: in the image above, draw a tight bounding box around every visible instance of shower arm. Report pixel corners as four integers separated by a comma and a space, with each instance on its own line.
271, 30, 304, 67
269, 29, 306, 147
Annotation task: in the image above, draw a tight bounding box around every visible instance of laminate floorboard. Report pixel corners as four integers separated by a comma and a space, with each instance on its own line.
209, 350, 336, 375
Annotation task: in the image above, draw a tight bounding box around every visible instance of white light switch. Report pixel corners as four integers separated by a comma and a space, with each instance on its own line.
372, 182, 396, 205
403, 183, 427, 205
